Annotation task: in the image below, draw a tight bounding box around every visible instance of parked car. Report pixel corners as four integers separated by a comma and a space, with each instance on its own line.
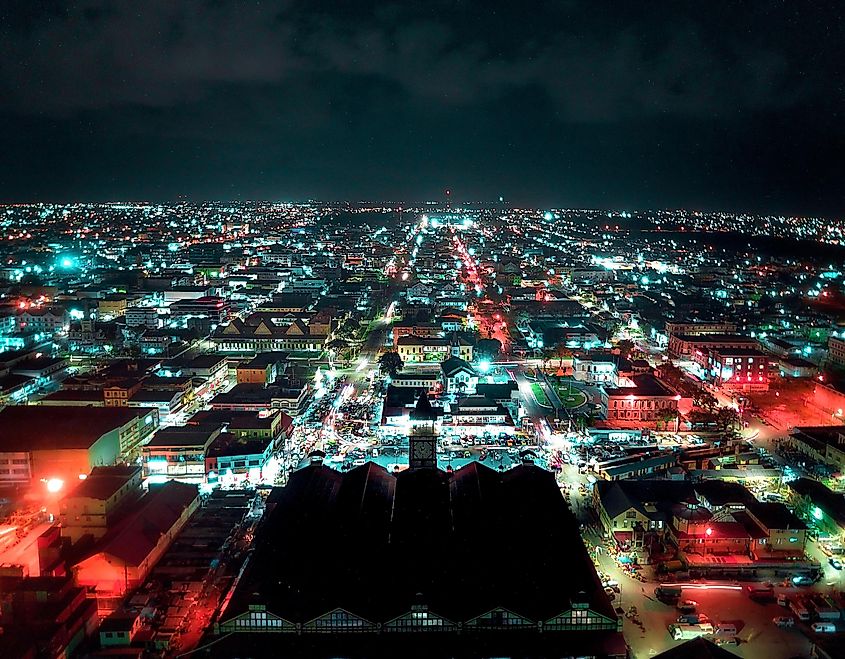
829, 557, 843, 570
811, 622, 836, 633
678, 614, 709, 625
676, 600, 698, 613
715, 623, 737, 636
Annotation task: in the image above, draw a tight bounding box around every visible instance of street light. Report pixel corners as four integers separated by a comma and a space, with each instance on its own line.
45, 478, 64, 493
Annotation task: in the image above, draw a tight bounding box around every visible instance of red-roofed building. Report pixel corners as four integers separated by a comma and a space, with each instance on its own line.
73, 481, 199, 611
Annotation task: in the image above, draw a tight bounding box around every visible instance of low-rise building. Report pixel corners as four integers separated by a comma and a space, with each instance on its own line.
705, 347, 770, 391
828, 335, 845, 368
0, 575, 99, 658
206, 433, 274, 487
440, 356, 477, 394
73, 481, 200, 608
142, 424, 223, 483
573, 354, 619, 385
397, 334, 473, 363
668, 333, 758, 360
0, 406, 158, 485
788, 425, 845, 472
602, 374, 679, 427
789, 477, 845, 545
59, 465, 143, 543
125, 306, 160, 329
595, 479, 808, 563
236, 352, 288, 385
98, 611, 143, 648
212, 317, 327, 353
450, 395, 510, 425
390, 371, 440, 392
665, 321, 737, 338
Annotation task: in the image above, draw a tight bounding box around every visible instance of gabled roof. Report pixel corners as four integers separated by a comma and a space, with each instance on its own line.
595, 479, 697, 519
80, 481, 198, 567
223, 461, 616, 626
440, 356, 475, 377
654, 637, 738, 659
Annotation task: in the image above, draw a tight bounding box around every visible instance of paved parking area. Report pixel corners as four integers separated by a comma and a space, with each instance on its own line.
587, 539, 816, 659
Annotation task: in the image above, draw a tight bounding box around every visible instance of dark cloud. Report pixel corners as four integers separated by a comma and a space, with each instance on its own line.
0, 1, 843, 212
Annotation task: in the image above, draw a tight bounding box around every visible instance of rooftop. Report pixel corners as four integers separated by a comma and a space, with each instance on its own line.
0, 406, 152, 452
223, 460, 616, 626
65, 465, 142, 501
80, 480, 199, 567
145, 423, 222, 448
673, 333, 758, 344
604, 373, 678, 398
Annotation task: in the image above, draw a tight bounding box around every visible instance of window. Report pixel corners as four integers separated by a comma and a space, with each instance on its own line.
308, 610, 370, 632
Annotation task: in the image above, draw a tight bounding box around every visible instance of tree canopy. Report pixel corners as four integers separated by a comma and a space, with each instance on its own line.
378, 351, 404, 377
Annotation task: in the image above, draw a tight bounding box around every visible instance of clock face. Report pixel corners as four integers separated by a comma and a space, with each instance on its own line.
414, 441, 433, 459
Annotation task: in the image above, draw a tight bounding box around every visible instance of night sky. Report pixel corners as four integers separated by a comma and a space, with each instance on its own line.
1, 1, 843, 214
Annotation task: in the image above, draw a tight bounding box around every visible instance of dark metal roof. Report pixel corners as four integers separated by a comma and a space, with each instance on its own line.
225, 460, 616, 627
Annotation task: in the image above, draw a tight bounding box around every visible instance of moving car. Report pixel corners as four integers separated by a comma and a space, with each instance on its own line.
829, 557, 842, 570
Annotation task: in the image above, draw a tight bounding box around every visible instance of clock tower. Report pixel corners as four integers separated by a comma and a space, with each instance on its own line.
409, 391, 438, 470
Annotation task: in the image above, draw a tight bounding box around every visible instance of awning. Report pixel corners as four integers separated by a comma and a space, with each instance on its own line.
613, 531, 633, 543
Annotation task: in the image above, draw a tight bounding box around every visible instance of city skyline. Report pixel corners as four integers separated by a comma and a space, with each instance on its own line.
1, 3, 844, 658
1, 2, 843, 215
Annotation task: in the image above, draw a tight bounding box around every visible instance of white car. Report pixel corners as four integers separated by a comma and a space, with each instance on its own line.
811, 622, 836, 633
